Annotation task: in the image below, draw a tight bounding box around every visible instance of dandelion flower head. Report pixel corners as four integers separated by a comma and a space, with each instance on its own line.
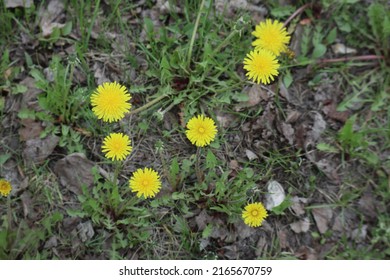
252, 19, 291, 56
242, 202, 268, 227
186, 115, 217, 147
129, 168, 162, 199
243, 49, 280, 85
91, 81, 131, 122
102, 132, 132, 161
0, 179, 12, 197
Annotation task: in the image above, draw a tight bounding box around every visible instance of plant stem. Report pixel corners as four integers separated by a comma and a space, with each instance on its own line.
129, 94, 168, 115
63, 61, 76, 123
195, 147, 203, 184
186, 0, 205, 69
210, 29, 239, 57
85, 0, 101, 50
159, 150, 174, 191
111, 161, 121, 210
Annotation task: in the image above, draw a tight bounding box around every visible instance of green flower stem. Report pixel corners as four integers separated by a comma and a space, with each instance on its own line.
210, 29, 239, 57
116, 194, 138, 217
187, 0, 206, 69
195, 147, 203, 184
159, 150, 173, 191
6, 195, 11, 230
63, 60, 76, 123
111, 161, 122, 210
129, 94, 168, 115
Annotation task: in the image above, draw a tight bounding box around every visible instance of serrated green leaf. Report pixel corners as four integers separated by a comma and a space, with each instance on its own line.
169, 156, 180, 181
338, 115, 356, 143
202, 224, 213, 239
206, 149, 217, 169
172, 192, 186, 200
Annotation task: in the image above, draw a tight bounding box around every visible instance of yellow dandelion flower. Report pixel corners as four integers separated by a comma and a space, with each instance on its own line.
252, 19, 291, 56
91, 81, 131, 122
102, 133, 132, 161
129, 168, 162, 199
186, 115, 217, 147
242, 202, 268, 227
243, 49, 280, 84
0, 179, 12, 197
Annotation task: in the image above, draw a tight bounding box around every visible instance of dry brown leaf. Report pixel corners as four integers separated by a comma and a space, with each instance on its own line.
215, 110, 238, 128
306, 112, 326, 144
295, 246, 318, 260
255, 236, 268, 257
290, 217, 310, 233
235, 84, 267, 111
281, 122, 294, 145
23, 135, 59, 166
285, 110, 301, 124
290, 196, 307, 216
53, 153, 96, 194
332, 214, 344, 232
245, 149, 258, 161
265, 180, 286, 210
93, 62, 110, 85
19, 119, 43, 141
351, 225, 368, 241
322, 101, 350, 123
235, 220, 256, 240
39, 0, 65, 37
223, 245, 239, 259
277, 229, 290, 249
20, 191, 38, 221
77, 221, 95, 242
229, 160, 239, 171
358, 192, 376, 219
313, 158, 340, 183
158, 0, 181, 14
62, 217, 82, 232
312, 207, 333, 234
44, 236, 58, 249
331, 43, 357, 55
20, 77, 42, 111
195, 209, 212, 231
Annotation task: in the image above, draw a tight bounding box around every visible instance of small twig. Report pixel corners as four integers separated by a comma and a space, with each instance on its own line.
317, 55, 384, 65
283, 2, 313, 27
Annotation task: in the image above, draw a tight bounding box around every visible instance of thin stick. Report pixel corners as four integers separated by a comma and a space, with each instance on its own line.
317, 55, 384, 64
283, 3, 313, 27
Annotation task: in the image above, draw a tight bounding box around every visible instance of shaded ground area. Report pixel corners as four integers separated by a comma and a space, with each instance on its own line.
0, 0, 389, 259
